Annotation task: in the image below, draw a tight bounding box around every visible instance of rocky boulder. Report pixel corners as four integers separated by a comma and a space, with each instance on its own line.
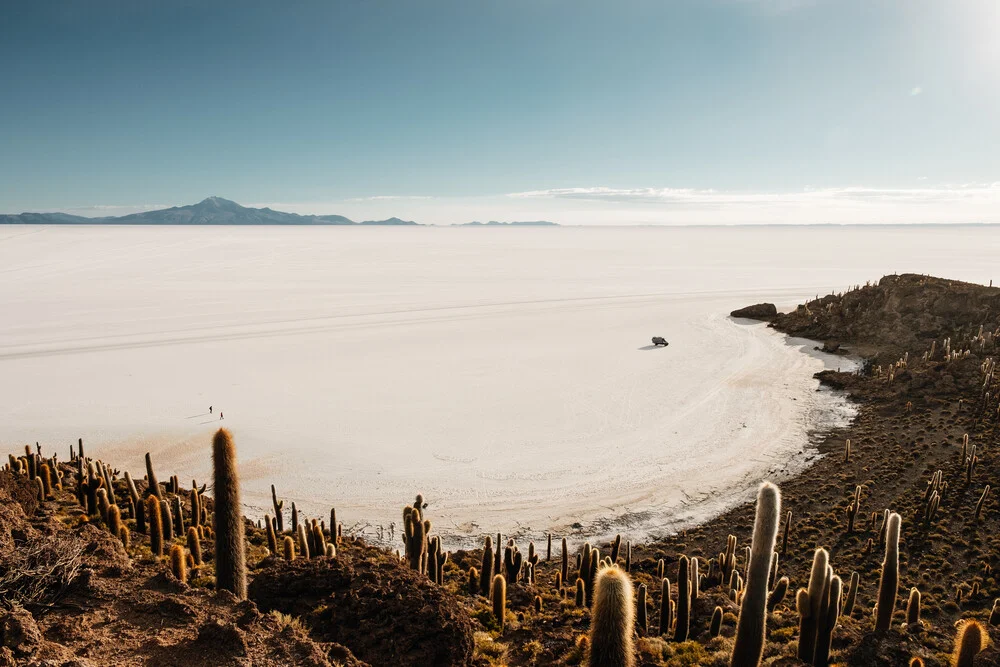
730, 303, 778, 319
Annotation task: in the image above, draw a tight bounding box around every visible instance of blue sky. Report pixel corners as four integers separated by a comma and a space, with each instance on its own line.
2, 0, 998, 224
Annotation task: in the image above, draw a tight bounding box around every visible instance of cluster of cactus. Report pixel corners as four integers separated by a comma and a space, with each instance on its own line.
845, 485, 862, 533
400, 494, 444, 581
923, 471, 944, 524
795, 547, 843, 667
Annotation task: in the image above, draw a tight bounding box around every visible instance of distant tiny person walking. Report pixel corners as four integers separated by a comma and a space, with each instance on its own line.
209, 406, 213, 414
220, 411, 224, 420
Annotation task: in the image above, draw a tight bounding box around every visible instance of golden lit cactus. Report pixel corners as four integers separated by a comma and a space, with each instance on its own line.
170, 544, 187, 584
951, 619, 988, 667
588, 566, 635, 667
212, 428, 247, 599
796, 547, 829, 662
874, 513, 901, 632
491, 574, 507, 632
731, 482, 781, 667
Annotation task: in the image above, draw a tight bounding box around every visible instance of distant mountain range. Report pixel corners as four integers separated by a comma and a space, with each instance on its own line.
458, 220, 558, 227
0, 197, 559, 227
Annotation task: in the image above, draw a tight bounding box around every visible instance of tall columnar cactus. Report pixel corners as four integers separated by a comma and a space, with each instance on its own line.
547, 534, 552, 561
161, 496, 174, 541
588, 566, 635, 667
297, 524, 310, 559
271, 485, 284, 532
691, 557, 700, 601
146, 495, 163, 557
874, 513, 901, 632
796, 548, 829, 662
710, 606, 723, 637
611, 534, 622, 563
283, 535, 295, 561
814, 573, 842, 667
951, 619, 988, 667
265, 513, 277, 554
492, 574, 507, 632
170, 544, 187, 584
480, 536, 494, 596
212, 428, 247, 599
636, 583, 647, 634
576, 578, 586, 607
145, 452, 162, 499
767, 576, 789, 611
844, 572, 860, 617
187, 526, 202, 566
674, 556, 691, 642
562, 537, 569, 583
731, 481, 781, 667
975, 486, 990, 521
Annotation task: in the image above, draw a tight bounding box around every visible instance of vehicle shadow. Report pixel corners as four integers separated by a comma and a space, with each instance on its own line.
637, 345, 667, 350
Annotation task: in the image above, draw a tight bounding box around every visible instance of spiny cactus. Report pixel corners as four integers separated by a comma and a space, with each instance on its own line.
844, 571, 860, 617
187, 526, 202, 566
312, 520, 326, 560
875, 513, 901, 632
951, 619, 988, 667
731, 481, 781, 667
468, 567, 479, 595
611, 534, 622, 563
265, 513, 277, 554
108, 504, 122, 540
561, 537, 569, 583
172, 495, 185, 534
271, 485, 284, 532
691, 556, 700, 601
144, 452, 162, 499
767, 576, 789, 611
296, 524, 310, 559
659, 578, 672, 636
975, 485, 990, 521
989, 598, 1000, 626
291, 502, 299, 535
710, 606, 723, 637
846, 485, 862, 533
796, 547, 829, 662
283, 535, 295, 561
119, 525, 130, 549
38, 463, 53, 499
161, 494, 174, 541
491, 574, 507, 632
905, 587, 921, 627
844, 438, 851, 462
576, 578, 586, 607
674, 555, 691, 642
146, 495, 163, 557
814, 573, 842, 667
588, 566, 635, 667
636, 583, 647, 634
212, 428, 247, 599
547, 534, 552, 561
480, 536, 494, 596
170, 544, 187, 584
403, 505, 426, 571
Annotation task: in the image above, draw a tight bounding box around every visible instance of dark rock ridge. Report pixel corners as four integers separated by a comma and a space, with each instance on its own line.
766, 273, 1000, 358
730, 302, 778, 319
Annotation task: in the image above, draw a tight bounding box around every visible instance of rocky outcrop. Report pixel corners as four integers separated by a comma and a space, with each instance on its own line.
730, 303, 778, 319
249, 547, 476, 667
769, 274, 1000, 358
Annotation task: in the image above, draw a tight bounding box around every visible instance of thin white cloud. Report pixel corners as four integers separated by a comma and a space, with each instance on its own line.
910, 86, 923, 96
